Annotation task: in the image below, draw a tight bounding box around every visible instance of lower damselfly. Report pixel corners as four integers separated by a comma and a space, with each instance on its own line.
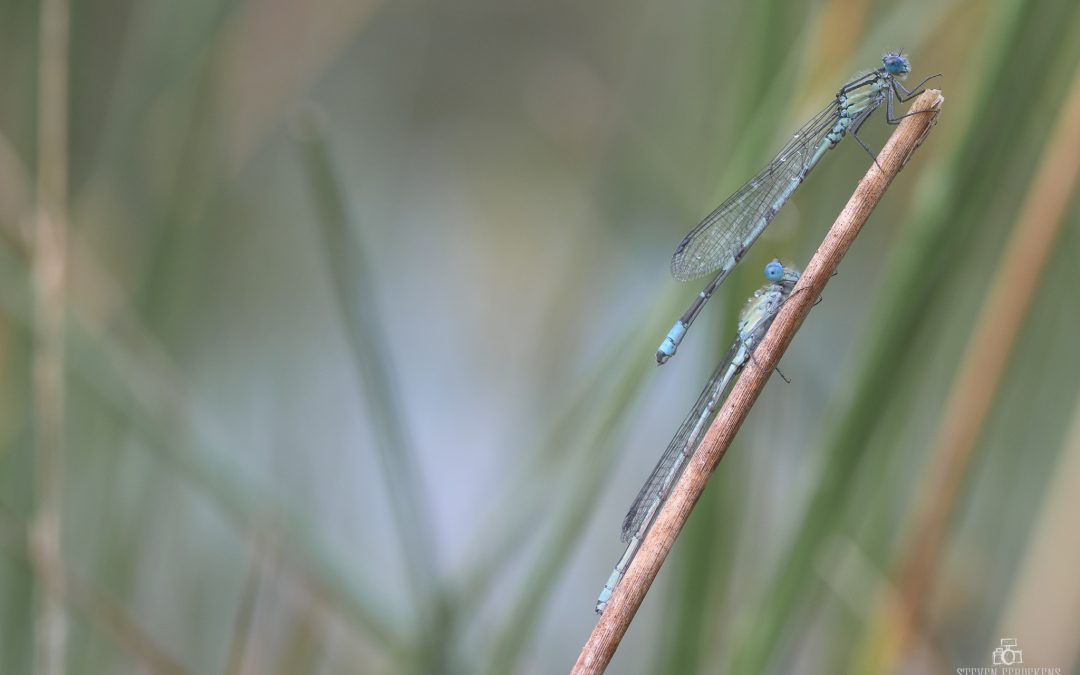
598, 260, 801, 613
656, 52, 936, 364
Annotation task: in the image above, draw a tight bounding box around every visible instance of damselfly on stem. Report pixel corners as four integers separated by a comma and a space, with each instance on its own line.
656, 52, 936, 364
598, 260, 801, 613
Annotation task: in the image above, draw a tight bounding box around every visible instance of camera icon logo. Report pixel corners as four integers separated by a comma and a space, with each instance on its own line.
992, 638, 1023, 666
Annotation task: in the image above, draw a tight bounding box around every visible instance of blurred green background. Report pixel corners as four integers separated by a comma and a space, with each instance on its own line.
2, 0, 1080, 673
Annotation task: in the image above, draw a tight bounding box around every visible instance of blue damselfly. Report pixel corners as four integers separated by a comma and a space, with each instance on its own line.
598, 261, 801, 613
656, 52, 934, 364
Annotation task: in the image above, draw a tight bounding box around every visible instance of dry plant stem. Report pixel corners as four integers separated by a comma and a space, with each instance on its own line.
877, 57, 1080, 672
571, 89, 943, 675
61, 567, 194, 675
0, 516, 193, 675
31, 0, 70, 673
0, 127, 401, 652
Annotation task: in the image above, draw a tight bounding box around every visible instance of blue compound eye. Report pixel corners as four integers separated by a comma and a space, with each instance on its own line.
883, 52, 910, 75
764, 260, 784, 281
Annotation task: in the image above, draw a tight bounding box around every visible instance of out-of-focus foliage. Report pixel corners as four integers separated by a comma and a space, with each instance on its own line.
1, 0, 1079, 673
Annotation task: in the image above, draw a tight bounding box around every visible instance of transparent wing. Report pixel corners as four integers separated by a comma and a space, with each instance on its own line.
620, 339, 741, 542
671, 101, 839, 281
618, 275, 800, 543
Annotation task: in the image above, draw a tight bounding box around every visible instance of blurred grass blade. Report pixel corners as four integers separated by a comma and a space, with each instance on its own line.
453, 342, 626, 608
481, 324, 658, 675
454, 285, 679, 613
66, 311, 408, 652
993, 390, 1080, 668
296, 112, 441, 601
224, 541, 266, 675
0, 234, 405, 654
725, 2, 1080, 671
865, 26, 1080, 671
295, 112, 455, 672
31, 0, 71, 672
0, 508, 194, 675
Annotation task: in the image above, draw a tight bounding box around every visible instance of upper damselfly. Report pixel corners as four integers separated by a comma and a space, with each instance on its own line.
656, 52, 935, 364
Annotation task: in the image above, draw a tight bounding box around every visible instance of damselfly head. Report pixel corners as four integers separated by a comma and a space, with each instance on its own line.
882, 52, 911, 76
763, 260, 801, 287
764, 260, 784, 282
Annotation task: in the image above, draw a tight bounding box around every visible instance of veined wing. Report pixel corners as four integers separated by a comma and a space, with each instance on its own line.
671, 100, 838, 281
619, 276, 796, 542
620, 338, 742, 542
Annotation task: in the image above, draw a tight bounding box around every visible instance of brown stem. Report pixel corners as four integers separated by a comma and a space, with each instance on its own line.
877, 50, 1080, 673
31, 0, 70, 673
571, 88, 944, 675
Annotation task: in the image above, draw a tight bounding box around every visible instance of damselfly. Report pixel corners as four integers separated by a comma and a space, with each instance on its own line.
598, 260, 801, 613
656, 52, 935, 364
